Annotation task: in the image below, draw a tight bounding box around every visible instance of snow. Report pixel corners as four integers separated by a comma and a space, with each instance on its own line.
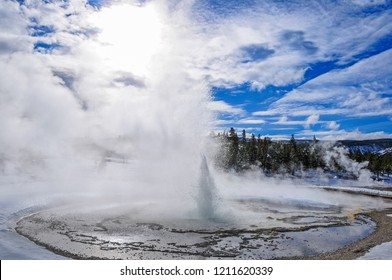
348, 145, 392, 155
358, 241, 392, 260
321, 185, 392, 199
0, 179, 69, 259
349, 145, 383, 154
379, 147, 392, 155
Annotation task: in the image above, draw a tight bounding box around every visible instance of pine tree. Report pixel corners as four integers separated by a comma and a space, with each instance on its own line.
238, 129, 248, 170
288, 134, 299, 174
257, 134, 263, 165
353, 149, 364, 162
262, 137, 272, 173
227, 127, 239, 170
249, 134, 257, 165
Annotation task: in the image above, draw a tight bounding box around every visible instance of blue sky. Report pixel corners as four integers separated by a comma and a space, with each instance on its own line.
1, 0, 392, 141
194, 0, 392, 139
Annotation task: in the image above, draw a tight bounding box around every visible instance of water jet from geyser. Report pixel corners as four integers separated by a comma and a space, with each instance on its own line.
197, 155, 219, 220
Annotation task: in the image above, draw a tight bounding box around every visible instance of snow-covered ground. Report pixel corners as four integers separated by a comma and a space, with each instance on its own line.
320, 185, 392, 199
358, 215, 392, 260
359, 241, 392, 260
0, 189, 68, 259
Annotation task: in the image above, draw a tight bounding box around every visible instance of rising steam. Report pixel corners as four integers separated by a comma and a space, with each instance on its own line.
0, 1, 389, 224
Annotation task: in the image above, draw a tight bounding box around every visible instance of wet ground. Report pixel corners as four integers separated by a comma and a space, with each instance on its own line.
15, 198, 381, 260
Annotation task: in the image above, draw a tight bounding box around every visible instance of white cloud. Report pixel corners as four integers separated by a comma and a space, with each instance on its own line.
0, 0, 33, 55
252, 109, 281, 117
272, 49, 392, 118
1, 0, 391, 170
211, 119, 232, 126
206, 100, 245, 116
278, 116, 289, 123
185, 0, 392, 91
273, 114, 321, 129
299, 129, 392, 140
326, 121, 340, 130
350, 0, 387, 6
236, 118, 265, 125
178, 0, 391, 139
291, 108, 350, 117
304, 114, 319, 128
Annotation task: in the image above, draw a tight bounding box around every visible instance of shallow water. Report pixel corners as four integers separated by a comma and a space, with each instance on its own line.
2, 173, 392, 260
15, 200, 377, 260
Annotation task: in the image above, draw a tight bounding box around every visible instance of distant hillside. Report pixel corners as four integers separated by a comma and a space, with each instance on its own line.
338, 139, 392, 154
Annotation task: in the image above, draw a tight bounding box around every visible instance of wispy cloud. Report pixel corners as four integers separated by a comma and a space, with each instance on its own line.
192, 0, 391, 138
326, 121, 340, 130
206, 100, 245, 116
236, 118, 265, 125
190, 0, 392, 88
304, 114, 320, 129
273, 49, 392, 118
1, 0, 391, 156
273, 114, 321, 129
300, 129, 392, 141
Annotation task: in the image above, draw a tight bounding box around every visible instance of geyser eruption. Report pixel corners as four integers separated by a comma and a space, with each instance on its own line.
0, 0, 214, 211
2, 0, 392, 261
197, 155, 219, 220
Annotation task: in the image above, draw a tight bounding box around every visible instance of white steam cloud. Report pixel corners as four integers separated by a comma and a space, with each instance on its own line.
0, 0, 214, 213
0, 0, 389, 223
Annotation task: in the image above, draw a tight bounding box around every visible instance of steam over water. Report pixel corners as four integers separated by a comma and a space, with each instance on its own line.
0, 2, 216, 258
0, 1, 214, 216
1, 0, 390, 221
1, 0, 392, 259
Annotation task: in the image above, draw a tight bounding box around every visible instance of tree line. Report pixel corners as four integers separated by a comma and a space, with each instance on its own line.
212, 128, 392, 179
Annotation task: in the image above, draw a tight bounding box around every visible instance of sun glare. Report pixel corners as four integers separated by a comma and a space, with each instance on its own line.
89, 3, 163, 76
